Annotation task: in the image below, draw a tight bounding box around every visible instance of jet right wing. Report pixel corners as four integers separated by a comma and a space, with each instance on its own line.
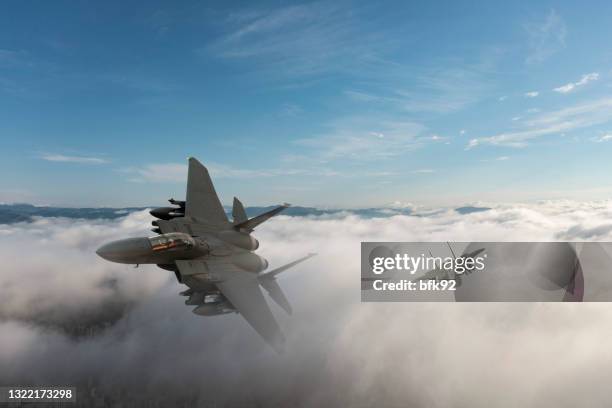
185, 157, 229, 226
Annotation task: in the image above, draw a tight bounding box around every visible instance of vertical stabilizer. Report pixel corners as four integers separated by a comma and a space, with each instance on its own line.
232, 197, 248, 225
185, 158, 229, 225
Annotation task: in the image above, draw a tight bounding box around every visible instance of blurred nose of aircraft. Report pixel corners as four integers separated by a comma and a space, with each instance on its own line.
96, 237, 151, 264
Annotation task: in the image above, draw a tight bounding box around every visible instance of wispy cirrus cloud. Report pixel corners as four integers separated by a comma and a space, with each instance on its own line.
296, 116, 427, 161
204, 3, 390, 78
481, 156, 510, 162
0, 49, 32, 69
467, 98, 612, 149
123, 162, 343, 183
553, 72, 600, 93
593, 134, 612, 143
207, 4, 495, 115
344, 58, 498, 114
524, 10, 567, 64
525, 91, 539, 98
40, 154, 109, 165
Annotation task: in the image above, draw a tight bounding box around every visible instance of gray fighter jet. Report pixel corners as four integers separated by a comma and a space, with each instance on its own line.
96, 157, 315, 351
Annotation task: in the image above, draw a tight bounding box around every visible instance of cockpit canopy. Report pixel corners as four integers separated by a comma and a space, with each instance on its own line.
149, 233, 195, 252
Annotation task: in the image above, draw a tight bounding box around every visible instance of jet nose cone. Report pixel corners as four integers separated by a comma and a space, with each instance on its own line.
96, 238, 151, 264
96, 241, 120, 261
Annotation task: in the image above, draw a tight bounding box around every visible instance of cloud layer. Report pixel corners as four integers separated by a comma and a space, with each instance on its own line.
3, 202, 612, 406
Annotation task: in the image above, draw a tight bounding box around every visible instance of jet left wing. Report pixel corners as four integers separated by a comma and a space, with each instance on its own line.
174, 259, 285, 352
215, 268, 285, 352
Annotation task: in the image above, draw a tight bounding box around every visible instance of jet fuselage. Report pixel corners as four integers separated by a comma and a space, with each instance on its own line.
96, 231, 269, 273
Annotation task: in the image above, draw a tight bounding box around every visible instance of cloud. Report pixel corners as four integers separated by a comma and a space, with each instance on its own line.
124, 163, 187, 182
593, 133, 612, 142
524, 91, 539, 98
280, 102, 303, 116
467, 97, 612, 148
0, 49, 35, 69
40, 154, 109, 164
0, 211, 165, 336
207, 5, 495, 114
4, 202, 612, 405
124, 162, 343, 183
481, 156, 510, 162
553, 72, 600, 93
296, 116, 427, 161
525, 10, 567, 64
205, 3, 393, 78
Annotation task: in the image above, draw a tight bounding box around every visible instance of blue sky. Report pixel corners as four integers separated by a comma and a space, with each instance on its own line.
2, 1, 612, 207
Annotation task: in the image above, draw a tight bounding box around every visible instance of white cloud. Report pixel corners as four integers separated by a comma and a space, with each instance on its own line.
481, 156, 510, 163
345, 61, 496, 114
125, 163, 187, 182
296, 116, 427, 160
525, 91, 539, 98
124, 161, 344, 183
525, 10, 567, 64
41, 154, 109, 164
554, 72, 600, 93
467, 98, 612, 148
205, 3, 394, 79
280, 102, 302, 116
209, 3, 496, 114
4, 202, 612, 405
594, 134, 612, 142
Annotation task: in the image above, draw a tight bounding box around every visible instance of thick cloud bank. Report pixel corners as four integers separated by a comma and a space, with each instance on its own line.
2, 201, 612, 407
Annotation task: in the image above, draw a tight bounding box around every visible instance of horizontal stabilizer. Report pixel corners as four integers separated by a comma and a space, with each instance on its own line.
234, 203, 290, 232
259, 253, 316, 279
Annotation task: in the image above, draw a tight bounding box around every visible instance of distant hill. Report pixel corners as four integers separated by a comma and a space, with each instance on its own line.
0, 203, 488, 224
0, 204, 144, 223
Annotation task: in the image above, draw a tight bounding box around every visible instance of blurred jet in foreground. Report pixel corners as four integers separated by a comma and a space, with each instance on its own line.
97, 157, 315, 351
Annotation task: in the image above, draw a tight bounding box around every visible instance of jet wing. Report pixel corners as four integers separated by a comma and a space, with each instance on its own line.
156, 219, 192, 235
175, 259, 285, 352
185, 157, 229, 226
216, 269, 285, 352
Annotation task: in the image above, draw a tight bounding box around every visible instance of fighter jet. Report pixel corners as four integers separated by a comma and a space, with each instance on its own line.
96, 157, 315, 351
